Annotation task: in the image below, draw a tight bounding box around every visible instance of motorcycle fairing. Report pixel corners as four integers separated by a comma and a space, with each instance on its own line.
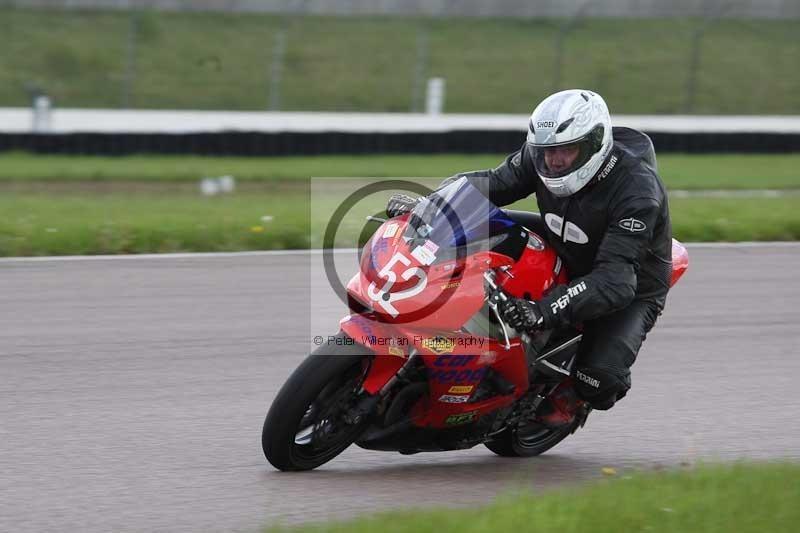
410, 336, 529, 428
339, 313, 408, 395
340, 308, 532, 428
350, 218, 520, 330
670, 238, 689, 287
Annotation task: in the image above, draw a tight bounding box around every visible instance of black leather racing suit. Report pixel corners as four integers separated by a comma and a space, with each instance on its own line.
449, 126, 673, 409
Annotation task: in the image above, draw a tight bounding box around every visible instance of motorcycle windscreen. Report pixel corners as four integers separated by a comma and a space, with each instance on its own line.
352, 178, 526, 326
404, 177, 520, 260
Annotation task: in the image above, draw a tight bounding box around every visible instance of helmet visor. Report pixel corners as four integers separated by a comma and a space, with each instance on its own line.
527, 125, 605, 179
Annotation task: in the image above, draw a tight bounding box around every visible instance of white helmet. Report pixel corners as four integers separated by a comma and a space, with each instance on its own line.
525, 89, 613, 197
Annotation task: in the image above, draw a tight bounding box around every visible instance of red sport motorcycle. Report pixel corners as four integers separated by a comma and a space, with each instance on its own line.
262, 178, 688, 471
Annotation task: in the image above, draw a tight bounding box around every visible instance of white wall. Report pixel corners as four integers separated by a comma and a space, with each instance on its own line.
3, 108, 800, 134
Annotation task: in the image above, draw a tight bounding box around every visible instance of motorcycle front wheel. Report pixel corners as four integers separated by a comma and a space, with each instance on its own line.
262, 333, 373, 471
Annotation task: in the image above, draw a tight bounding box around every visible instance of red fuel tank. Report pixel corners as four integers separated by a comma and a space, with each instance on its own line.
497, 231, 568, 299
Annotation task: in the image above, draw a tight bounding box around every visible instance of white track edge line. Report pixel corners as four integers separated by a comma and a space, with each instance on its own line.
0, 242, 798, 263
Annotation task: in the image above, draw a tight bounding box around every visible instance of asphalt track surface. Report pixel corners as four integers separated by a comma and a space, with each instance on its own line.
2, 245, 799, 532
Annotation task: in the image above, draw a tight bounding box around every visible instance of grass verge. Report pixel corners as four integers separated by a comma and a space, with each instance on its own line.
0, 187, 310, 256
0, 152, 798, 190
1, 186, 798, 256
265, 462, 800, 533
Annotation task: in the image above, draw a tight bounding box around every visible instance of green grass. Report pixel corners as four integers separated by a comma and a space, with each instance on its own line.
1, 152, 797, 256
668, 197, 800, 242
0, 153, 504, 183
0, 153, 798, 190
1, 184, 798, 256
267, 463, 800, 533
1, 8, 799, 113
0, 187, 310, 256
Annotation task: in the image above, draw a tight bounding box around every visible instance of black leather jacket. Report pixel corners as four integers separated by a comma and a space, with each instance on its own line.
450, 126, 672, 329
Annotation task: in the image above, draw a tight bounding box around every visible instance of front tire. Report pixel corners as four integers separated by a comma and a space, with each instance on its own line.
262, 334, 373, 471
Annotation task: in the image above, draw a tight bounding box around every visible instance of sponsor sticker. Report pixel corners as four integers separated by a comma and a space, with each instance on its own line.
428, 367, 488, 384
422, 337, 456, 355
388, 346, 406, 358
448, 385, 474, 394
371, 236, 389, 254
438, 354, 475, 367
441, 280, 461, 290
382, 223, 399, 239
422, 240, 439, 254
411, 244, 436, 265
526, 233, 545, 251
445, 411, 478, 426
438, 394, 470, 404
427, 354, 488, 383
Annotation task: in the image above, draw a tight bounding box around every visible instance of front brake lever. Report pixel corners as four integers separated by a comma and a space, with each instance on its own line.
490, 301, 512, 351
484, 270, 512, 350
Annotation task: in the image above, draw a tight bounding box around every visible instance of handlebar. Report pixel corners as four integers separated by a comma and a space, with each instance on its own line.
484, 268, 531, 351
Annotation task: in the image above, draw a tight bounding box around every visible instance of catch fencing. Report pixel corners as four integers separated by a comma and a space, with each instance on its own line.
6, 0, 800, 19
2, 4, 799, 115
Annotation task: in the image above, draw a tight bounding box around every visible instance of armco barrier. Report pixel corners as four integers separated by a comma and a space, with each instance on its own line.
0, 130, 797, 155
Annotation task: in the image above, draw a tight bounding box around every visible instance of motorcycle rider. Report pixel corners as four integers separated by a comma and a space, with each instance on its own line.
386, 89, 672, 426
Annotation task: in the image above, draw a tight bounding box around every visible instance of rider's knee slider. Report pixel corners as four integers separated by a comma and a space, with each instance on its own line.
574, 366, 629, 411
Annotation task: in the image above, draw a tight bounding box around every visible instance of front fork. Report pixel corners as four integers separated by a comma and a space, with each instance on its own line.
344, 348, 421, 425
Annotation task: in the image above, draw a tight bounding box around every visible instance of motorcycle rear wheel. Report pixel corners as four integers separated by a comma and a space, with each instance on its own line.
262, 334, 373, 471
484, 420, 577, 457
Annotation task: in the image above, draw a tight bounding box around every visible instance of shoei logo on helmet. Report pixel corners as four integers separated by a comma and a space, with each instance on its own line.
537, 120, 556, 129
619, 218, 647, 232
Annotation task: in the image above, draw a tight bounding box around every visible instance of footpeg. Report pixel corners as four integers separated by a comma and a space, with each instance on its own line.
571, 404, 592, 434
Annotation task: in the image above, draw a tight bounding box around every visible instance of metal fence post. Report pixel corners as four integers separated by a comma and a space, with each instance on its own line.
268, 0, 311, 110
269, 24, 287, 111
122, 10, 139, 109
552, 0, 594, 93
684, 1, 735, 113
410, 23, 430, 113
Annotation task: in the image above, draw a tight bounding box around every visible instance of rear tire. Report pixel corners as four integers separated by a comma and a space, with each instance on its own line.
484, 420, 577, 457
262, 334, 373, 471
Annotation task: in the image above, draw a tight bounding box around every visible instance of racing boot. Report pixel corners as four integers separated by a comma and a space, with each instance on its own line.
535, 378, 584, 428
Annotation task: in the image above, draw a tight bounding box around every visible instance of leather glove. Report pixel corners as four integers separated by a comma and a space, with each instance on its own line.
498, 298, 544, 332
386, 193, 419, 218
